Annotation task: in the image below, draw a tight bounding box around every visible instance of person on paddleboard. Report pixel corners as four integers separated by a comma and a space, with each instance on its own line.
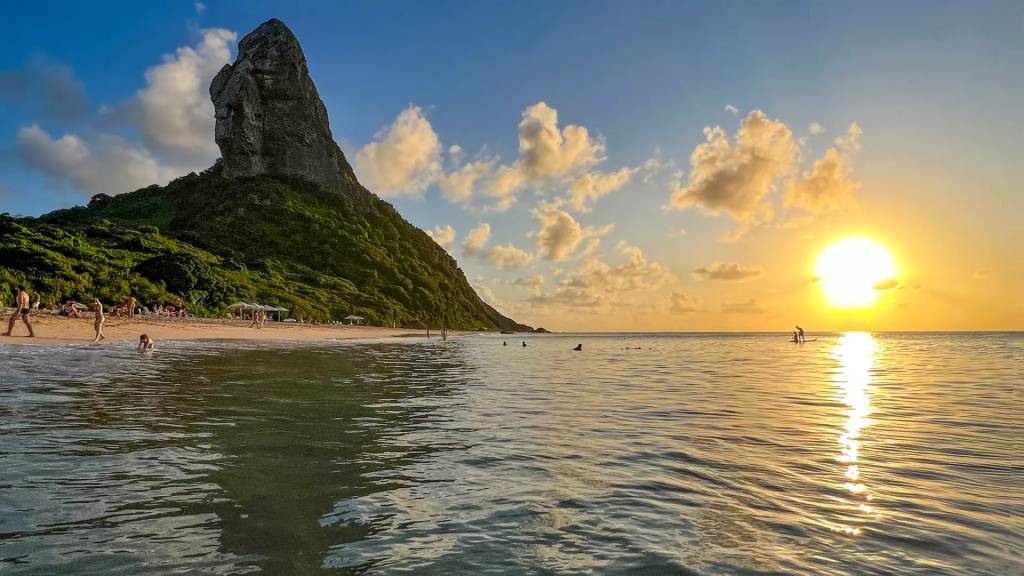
795, 325, 806, 343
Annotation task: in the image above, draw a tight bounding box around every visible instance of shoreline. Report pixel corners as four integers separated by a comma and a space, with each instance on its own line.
0, 311, 439, 347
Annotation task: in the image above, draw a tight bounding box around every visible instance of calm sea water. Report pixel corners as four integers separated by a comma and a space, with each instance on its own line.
0, 332, 1021, 575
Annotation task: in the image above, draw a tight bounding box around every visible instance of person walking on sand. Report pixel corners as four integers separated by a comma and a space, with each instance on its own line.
92, 298, 106, 341
795, 325, 806, 343
3, 287, 35, 337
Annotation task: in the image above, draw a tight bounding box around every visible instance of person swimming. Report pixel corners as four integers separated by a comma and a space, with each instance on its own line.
522, 341, 527, 347
503, 341, 507, 346
138, 334, 154, 351
573, 344, 582, 351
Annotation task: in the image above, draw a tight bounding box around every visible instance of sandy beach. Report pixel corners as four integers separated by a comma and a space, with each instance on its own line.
0, 310, 431, 346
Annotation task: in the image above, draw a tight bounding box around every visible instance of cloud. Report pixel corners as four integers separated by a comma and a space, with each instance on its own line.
721, 299, 768, 314
462, 222, 492, 257
473, 281, 502, 308
194, 2, 206, 14
426, 224, 456, 250
17, 124, 179, 197
436, 101, 615, 212
724, 104, 739, 116
13, 29, 240, 198
669, 227, 687, 238
785, 123, 863, 214
872, 277, 899, 290
130, 28, 236, 163
666, 110, 797, 225
669, 291, 705, 314
808, 122, 825, 136
567, 166, 637, 212
439, 158, 496, 204
692, 262, 765, 281
532, 202, 613, 261
486, 243, 535, 270
355, 105, 442, 197
518, 102, 604, 180
528, 242, 669, 310
0, 55, 89, 123
510, 274, 545, 296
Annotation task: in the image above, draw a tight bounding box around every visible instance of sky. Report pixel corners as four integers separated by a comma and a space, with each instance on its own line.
1, 1, 1021, 331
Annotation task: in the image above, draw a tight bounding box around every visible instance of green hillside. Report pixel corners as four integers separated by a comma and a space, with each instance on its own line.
0, 162, 530, 331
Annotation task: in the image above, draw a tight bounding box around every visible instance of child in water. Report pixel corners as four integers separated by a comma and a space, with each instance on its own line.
138, 334, 155, 351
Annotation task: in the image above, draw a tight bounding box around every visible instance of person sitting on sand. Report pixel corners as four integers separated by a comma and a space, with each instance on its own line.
138, 334, 154, 351
3, 287, 35, 337
522, 341, 527, 347
573, 344, 583, 351
92, 298, 106, 342
176, 299, 186, 318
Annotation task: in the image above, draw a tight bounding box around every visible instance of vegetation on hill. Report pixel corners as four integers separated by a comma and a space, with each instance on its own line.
0, 164, 530, 330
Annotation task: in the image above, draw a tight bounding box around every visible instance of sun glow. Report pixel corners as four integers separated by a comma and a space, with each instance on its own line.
816, 238, 897, 308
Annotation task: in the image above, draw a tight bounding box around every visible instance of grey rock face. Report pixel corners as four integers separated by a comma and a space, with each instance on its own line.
210, 18, 355, 188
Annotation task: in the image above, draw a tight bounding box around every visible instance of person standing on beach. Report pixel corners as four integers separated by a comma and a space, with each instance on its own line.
126, 296, 137, 319
92, 298, 106, 342
3, 287, 35, 337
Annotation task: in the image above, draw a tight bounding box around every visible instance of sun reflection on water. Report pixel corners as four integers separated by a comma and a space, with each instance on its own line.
829, 332, 882, 535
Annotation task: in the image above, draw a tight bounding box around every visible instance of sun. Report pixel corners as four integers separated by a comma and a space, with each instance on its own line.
815, 238, 897, 308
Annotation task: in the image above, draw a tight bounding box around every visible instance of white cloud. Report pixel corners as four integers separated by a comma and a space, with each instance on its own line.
486, 243, 535, 270
785, 123, 863, 214
567, 166, 637, 212
510, 274, 545, 296
462, 222, 492, 257
437, 101, 614, 212
528, 242, 669, 310
517, 102, 604, 180
808, 122, 825, 136
725, 104, 739, 116
532, 202, 613, 261
692, 261, 766, 281
426, 224, 456, 250
669, 291, 705, 314
17, 124, 178, 197
355, 105, 442, 197
133, 28, 236, 162
666, 110, 797, 225
439, 158, 496, 204
15, 29, 239, 198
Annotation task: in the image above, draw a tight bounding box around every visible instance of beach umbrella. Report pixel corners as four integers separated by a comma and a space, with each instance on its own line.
72, 302, 88, 310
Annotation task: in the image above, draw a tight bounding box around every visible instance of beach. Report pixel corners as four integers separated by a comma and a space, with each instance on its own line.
0, 309, 428, 346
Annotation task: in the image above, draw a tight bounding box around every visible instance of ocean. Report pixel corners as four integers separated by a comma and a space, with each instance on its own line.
0, 332, 1021, 575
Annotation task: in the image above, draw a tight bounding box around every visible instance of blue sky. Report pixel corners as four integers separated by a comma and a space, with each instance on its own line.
2, 1, 1021, 330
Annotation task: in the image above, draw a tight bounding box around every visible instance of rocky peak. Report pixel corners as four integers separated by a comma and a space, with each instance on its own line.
210, 18, 355, 188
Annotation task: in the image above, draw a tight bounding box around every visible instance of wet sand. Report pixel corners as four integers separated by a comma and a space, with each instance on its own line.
0, 310, 431, 346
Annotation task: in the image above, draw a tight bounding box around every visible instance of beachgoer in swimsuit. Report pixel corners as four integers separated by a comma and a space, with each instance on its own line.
138, 333, 154, 351
92, 298, 106, 342
3, 288, 35, 337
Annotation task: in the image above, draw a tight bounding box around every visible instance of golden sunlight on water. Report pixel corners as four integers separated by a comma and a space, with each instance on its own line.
829, 332, 882, 535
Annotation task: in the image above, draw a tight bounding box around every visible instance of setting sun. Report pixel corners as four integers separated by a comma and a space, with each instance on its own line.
816, 238, 897, 308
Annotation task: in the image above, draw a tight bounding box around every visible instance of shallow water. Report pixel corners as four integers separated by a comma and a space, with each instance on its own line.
0, 332, 1021, 575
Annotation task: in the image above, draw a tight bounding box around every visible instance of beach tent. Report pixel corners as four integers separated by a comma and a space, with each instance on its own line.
272, 307, 289, 321
343, 314, 365, 325
228, 301, 256, 318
